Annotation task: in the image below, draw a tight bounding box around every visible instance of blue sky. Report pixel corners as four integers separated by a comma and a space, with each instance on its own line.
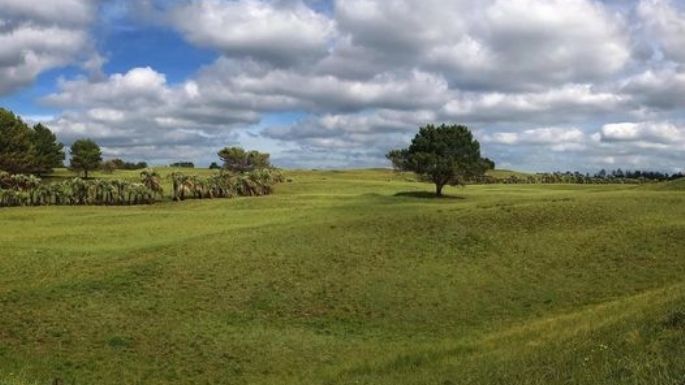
1, 0, 684, 171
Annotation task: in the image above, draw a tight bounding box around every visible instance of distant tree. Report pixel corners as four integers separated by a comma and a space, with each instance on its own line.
106, 158, 148, 170
101, 160, 117, 173
218, 147, 271, 173
111, 158, 126, 169
170, 161, 195, 168
387, 124, 488, 196
69, 139, 102, 178
209, 162, 221, 170
31, 123, 65, 175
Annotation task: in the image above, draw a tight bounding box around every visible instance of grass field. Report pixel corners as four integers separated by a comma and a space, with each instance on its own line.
1, 169, 685, 384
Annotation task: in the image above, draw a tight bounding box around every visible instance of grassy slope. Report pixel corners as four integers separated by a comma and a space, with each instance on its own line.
646, 177, 685, 191
1, 169, 685, 384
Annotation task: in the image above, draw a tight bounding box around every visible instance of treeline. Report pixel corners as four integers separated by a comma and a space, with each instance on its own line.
0, 109, 150, 177
0, 168, 283, 207
471, 170, 685, 185
169, 161, 195, 168
593, 169, 683, 181
102, 159, 149, 172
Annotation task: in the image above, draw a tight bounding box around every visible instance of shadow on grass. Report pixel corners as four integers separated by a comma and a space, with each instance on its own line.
394, 191, 465, 200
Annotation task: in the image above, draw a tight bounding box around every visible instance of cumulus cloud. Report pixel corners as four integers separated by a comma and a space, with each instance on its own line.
168, 0, 335, 65
6, 0, 685, 170
484, 127, 586, 145
331, 0, 630, 90
40, 66, 260, 163
600, 121, 685, 144
0, 0, 97, 95
621, 69, 685, 110
638, 0, 685, 62
442, 85, 628, 125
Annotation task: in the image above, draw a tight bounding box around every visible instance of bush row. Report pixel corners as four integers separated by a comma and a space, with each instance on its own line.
0, 169, 283, 207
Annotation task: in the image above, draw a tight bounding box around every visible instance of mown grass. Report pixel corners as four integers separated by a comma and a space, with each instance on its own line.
1, 169, 684, 384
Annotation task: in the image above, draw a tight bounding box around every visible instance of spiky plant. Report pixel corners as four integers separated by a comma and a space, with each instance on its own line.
140, 169, 163, 199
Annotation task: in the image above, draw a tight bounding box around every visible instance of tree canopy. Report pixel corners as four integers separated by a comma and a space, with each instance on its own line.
387, 124, 491, 196
106, 158, 148, 170
170, 161, 195, 168
31, 124, 66, 174
69, 139, 102, 178
0, 108, 64, 175
218, 147, 271, 173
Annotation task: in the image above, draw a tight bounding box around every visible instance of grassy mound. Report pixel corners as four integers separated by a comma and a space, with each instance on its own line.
1, 169, 684, 384
648, 177, 685, 191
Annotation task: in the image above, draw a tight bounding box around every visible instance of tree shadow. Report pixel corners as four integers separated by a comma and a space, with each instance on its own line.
394, 191, 465, 200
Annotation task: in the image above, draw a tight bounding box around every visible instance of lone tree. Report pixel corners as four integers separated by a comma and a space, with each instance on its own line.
70, 139, 102, 178
387, 124, 491, 196
218, 146, 271, 173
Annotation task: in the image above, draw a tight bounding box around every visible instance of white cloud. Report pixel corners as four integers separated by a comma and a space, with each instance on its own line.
0, 0, 95, 25
40, 66, 262, 164
638, 0, 685, 62
332, 0, 630, 89
7, 0, 685, 170
0, 0, 96, 95
621, 68, 685, 110
600, 121, 685, 144
442, 85, 627, 124
45, 67, 170, 108
168, 0, 335, 65
484, 127, 586, 145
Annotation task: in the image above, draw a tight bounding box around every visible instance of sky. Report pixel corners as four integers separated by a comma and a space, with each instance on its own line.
1, 0, 684, 171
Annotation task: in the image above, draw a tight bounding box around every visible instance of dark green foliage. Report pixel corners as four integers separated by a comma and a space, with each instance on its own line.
169, 161, 195, 168
481, 157, 496, 171
218, 146, 271, 173
387, 124, 487, 196
0, 108, 64, 175
69, 139, 102, 179
30, 124, 65, 175
209, 162, 221, 170
106, 158, 148, 170
0, 109, 33, 174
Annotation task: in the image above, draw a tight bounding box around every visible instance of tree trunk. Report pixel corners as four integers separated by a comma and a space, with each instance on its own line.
435, 183, 444, 197
84, 169, 88, 179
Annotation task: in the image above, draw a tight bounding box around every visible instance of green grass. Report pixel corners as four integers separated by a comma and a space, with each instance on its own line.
485, 168, 532, 179
1, 169, 685, 384
645, 177, 685, 191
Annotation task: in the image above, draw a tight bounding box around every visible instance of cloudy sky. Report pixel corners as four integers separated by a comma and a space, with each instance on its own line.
1, 0, 684, 171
